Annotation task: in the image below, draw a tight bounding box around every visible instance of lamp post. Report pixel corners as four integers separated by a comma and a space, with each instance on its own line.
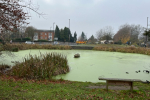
147, 17, 149, 42
53, 22, 55, 32
53, 22, 55, 40
69, 19, 70, 43
69, 19, 70, 29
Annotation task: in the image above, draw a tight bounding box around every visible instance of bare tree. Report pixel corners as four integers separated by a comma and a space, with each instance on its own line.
19, 26, 27, 40
0, 28, 12, 44
139, 35, 146, 43
129, 24, 144, 43
114, 24, 144, 44
96, 29, 104, 41
96, 26, 114, 41
114, 24, 131, 44
25, 26, 36, 41
0, 0, 43, 57
0, 0, 43, 44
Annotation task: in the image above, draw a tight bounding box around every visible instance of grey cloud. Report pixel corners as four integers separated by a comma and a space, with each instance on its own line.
28, 0, 150, 38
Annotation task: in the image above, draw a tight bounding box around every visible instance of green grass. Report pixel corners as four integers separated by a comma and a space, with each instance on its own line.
0, 76, 150, 100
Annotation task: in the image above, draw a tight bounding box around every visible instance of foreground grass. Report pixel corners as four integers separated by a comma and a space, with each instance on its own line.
0, 76, 150, 100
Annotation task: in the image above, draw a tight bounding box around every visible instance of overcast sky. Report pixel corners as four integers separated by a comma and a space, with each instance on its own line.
27, 0, 150, 39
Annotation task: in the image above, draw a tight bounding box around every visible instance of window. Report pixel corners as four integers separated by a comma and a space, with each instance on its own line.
45, 37, 47, 39
34, 33, 38, 36
49, 33, 52, 36
48, 33, 52, 41
45, 33, 47, 35
41, 36, 43, 39
34, 33, 38, 40
41, 33, 42, 35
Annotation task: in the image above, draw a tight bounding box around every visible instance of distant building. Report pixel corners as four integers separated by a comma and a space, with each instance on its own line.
101, 40, 106, 44
34, 30, 55, 41
108, 40, 114, 44
100, 40, 114, 44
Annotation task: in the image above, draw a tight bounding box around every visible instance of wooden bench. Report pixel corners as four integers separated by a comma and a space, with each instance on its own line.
98, 78, 142, 91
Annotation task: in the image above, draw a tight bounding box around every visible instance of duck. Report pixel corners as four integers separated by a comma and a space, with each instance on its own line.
135, 71, 138, 73
138, 70, 140, 72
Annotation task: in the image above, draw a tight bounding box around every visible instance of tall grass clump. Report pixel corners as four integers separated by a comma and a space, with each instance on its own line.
9, 53, 69, 79
0, 64, 10, 75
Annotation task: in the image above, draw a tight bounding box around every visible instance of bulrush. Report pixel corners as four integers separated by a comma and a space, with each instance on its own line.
93, 46, 150, 55
9, 53, 69, 80
2, 43, 72, 52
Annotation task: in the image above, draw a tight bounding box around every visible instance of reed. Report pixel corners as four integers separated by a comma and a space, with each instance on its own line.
3, 43, 72, 51
9, 53, 69, 79
0, 64, 10, 75
93, 46, 150, 55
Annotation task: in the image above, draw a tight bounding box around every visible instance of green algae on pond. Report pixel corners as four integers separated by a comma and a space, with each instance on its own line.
0, 49, 150, 83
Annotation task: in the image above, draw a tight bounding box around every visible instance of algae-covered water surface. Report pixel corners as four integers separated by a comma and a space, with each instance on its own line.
0, 49, 150, 82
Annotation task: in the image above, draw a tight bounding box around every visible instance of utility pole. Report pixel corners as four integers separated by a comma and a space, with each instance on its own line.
147, 17, 148, 29
69, 19, 70, 29
146, 17, 149, 43
69, 19, 70, 42
49, 27, 52, 41
53, 22, 55, 37
86, 33, 88, 41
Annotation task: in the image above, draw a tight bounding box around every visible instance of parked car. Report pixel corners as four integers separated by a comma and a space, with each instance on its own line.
54, 41, 59, 44
25, 41, 35, 44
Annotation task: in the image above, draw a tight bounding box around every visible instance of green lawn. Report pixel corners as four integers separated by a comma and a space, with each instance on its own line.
0, 76, 150, 100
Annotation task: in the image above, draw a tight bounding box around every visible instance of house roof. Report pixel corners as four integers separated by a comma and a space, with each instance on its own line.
35, 29, 54, 32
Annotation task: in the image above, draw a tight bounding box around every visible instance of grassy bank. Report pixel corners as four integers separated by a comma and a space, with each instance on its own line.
1, 43, 71, 52
0, 76, 150, 100
2, 43, 150, 56
93, 46, 150, 55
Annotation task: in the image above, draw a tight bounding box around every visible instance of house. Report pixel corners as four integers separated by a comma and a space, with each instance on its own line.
108, 40, 114, 44
34, 30, 55, 41
100, 40, 114, 44
101, 40, 106, 44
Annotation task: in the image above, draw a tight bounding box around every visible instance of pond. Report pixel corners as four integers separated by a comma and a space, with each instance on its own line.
0, 49, 150, 83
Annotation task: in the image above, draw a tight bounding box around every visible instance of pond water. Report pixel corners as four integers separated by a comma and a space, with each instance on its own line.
0, 49, 150, 83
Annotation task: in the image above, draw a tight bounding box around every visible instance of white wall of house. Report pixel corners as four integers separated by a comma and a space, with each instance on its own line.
48, 33, 52, 41
101, 40, 106, 44
101, 40, 114, 44
34, 33, 38, 41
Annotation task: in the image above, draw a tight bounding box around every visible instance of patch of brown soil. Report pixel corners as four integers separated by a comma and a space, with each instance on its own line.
0, 75, 72, 84
87, 85, 139, 90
